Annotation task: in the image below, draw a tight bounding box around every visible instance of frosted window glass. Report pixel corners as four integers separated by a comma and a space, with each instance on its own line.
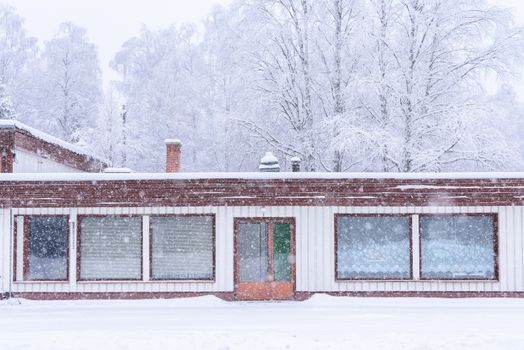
80, 217, 142, 280
151, 216, 214, 279
26, 217, 68, 280
420, 215, 495, 279
239, 223, 268, 282
336, 216, 411, 279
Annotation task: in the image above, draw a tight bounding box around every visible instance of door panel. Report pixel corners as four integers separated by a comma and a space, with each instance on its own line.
235, 219, 295, 300
239, 223, 268, 282
273, 223, 291, 282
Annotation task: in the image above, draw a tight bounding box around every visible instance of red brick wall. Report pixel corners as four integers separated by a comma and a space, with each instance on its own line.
0, 129, 15, 173
0, 177, 523, 208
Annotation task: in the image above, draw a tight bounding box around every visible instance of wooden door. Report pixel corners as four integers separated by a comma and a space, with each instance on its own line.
235, 218, 295, 300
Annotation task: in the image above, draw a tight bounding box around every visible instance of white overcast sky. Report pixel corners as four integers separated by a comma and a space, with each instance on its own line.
2, 0, 524, 96
1, 0, 235, 83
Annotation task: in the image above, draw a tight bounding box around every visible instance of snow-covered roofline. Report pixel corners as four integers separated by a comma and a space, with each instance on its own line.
0, 119, 99, 160
1, 171, 524, 182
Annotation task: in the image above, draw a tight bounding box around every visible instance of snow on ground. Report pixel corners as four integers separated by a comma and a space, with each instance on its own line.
1, 295, 524, 350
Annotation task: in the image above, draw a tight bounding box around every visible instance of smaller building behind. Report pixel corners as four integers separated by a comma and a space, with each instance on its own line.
0, 120, 106, 173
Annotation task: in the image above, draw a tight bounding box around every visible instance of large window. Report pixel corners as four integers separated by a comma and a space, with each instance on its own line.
24, 216, 69, 281
336, 215, 411, 279
79, 216, 142, 280
420, 215, 497, 280
150, 215, 214, 280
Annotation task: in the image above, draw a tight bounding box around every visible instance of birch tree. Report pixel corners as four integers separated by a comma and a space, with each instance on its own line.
39, 23, 101, 142
0, 5, 37, 121
107, 0, 524, 172
112, 24, 224, 171
240, 0, 319, 171
358, 0, 524, 171
79, 84, 125, 166
199, 4, 260, 171
315, 0, 363, 171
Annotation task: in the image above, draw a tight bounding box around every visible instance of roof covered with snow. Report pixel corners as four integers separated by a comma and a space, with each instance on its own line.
0, 119, 98, 160
0, 171, 524, 182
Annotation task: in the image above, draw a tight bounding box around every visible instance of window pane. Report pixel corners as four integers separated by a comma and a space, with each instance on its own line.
80, 217, 142, 280
239, 223, 268, 282
27, 217, 68, 280
336, 216, 411, 279
151, 216, 214, 279
420, 215, 495, 279
273, 223, 291, 282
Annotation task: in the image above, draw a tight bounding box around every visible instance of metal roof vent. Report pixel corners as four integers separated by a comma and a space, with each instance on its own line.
290, 157, 301, 172
259, 152, 280, 172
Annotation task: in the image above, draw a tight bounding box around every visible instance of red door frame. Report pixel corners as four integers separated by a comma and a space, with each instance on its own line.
233, 217, 296, 301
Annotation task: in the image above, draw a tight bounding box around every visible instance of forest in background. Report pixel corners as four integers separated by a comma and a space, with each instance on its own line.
1, 0, 524, 173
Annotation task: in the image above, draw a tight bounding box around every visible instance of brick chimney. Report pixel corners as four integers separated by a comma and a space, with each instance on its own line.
165, 139, 182, 173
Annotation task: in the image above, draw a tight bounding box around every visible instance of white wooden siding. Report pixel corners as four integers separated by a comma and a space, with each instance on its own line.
1, 206, 524, 294
13, 147, 83, 173
0, 209, 10, 292
318, 206, 517, 293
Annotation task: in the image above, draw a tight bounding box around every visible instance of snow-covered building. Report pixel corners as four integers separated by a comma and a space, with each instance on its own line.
0, 124, 523, 300
0, 119, 106, 173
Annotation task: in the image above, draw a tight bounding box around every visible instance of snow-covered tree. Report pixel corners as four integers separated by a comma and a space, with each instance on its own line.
78, 84, 125, 166
39, 22, 101, 142
107, 0, 524, 172
111, 14, 257, 172
0, 5, 37, 121
356, 0, 524, 171
198, 4, 261, 171
315, 0, 364, 171
0, 83, 14, 119
236, 0, 320, 171
111, 25, 199, 171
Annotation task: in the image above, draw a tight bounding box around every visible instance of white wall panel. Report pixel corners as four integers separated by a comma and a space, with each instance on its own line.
518, 207, 524, 289
4, 205, 524, 294
306, 206, 522, 293
13, 148, 82, 173
0, 209, 11, 292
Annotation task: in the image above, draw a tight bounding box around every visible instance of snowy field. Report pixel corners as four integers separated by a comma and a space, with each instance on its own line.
1, 295, 524, 350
